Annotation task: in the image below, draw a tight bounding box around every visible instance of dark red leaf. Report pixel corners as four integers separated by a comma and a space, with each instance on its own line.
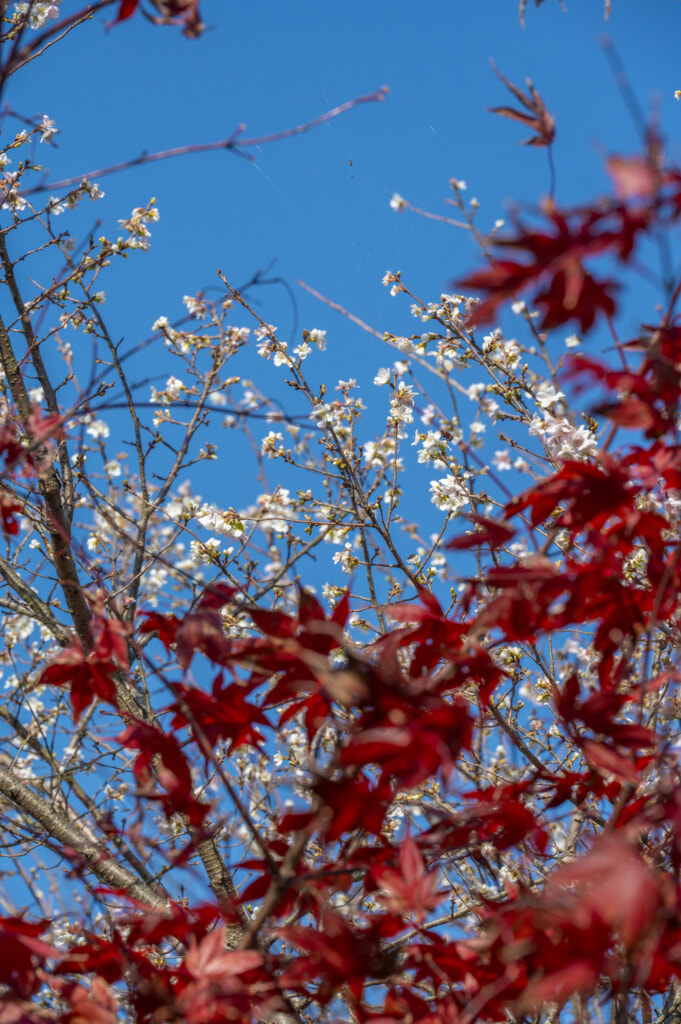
175, 609, 231, 670
149, 0, 204, 37
0, 493, 22, 535
113, 0, 138, 23
607, 155, 657, 199
582, 740, 640, 783
0, 917, 54, 998
373, 837, 442, 923
40, 611, 129, 722
138, 611, 179, 650
446, 514, 516, 551
489, 63, 555, 147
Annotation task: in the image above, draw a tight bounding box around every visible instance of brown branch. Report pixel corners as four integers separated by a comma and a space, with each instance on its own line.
0, 761, 169, 910
237, 827, 310, 951
0, 702, 167, 896
0, 552, 69, 644
193, 834, 250, 949
297, 280, 384, 340
235, 86, 389, 146
0, 232, 92, 647
26, 86, 390, 195
0, 231, 75, 521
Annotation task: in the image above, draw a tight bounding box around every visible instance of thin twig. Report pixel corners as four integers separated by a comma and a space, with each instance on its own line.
26, 86, 390, 195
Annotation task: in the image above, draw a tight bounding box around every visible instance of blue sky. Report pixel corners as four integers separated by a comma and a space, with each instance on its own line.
12, 0, 681, 576
19, 0, 681, 340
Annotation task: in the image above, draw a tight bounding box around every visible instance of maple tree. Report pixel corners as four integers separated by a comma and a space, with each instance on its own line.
4, 2, 681, 1024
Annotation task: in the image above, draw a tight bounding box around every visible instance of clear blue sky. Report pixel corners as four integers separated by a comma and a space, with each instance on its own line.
13, 0, 681, 559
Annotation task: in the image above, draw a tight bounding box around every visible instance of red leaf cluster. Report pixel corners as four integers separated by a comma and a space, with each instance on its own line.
371, 837, 442, 923
460, 154, 681, 331
460, 203, 642, 331
0, 917, 54, 1000
142, 585, 352, 743
567, 325, 681, 438
276, 910, 401, 1005
119, 720, 211, 826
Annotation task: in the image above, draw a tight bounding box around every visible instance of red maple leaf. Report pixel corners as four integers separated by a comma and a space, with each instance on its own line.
119, 720, 211, 826
446, 513, 516, 551
373, 837, 442, 923
311, 773, 393, 840
183, 927, 262, 981
0, 492, 22, 535
58, 977, 119, 1024
113, 0, 138, 21
545, 836, 660, 949
459, 202, 649, 332
489, 62, 555, 147
277, 911, 400, 1005
0, 917, 55, 998
170, 671, 269, 752
40, 612, 129, 722
138, 610, 180, 650
504, 458, 639, 535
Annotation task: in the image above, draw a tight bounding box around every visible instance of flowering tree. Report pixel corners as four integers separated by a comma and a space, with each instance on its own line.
3, 2, 681, 1023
